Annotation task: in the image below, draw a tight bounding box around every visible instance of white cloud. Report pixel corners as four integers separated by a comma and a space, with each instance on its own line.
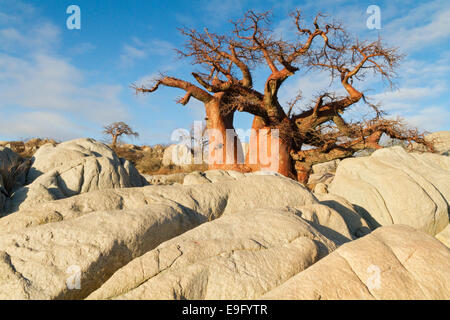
372, 85, 446, 109
400, 106, 450, 132
0, 111, 85, 141
384, 4, 450, 51
0, 53, 127, 122
0, 9, 130, 141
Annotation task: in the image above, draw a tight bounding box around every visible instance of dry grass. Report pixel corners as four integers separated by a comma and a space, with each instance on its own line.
113, 144, 208, 176
2, 138, 58, 159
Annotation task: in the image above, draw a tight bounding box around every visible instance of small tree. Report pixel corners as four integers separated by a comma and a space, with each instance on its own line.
103, 122, 139, 148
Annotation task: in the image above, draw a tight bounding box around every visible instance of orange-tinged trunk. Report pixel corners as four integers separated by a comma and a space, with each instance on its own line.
204, 96, 249, 172
245, 116, 292, 177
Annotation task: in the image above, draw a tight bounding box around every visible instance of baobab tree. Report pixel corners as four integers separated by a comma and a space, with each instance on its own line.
133, 10, 432, 183
103, 122, 139, 148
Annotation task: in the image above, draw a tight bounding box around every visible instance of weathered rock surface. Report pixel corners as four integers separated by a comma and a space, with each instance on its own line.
87, 207, 338, 300
183, 171, 212, 185
329, 146, 450, 235
142, 173, 187, 185
315, 193, 371, 238
26, 138, 117, 183
0, 176, 317, 234
0, 176, 321, 299
0, 202, 205, 299
262, 225, 450, 300
183, 170, 282, 186
312, 159, 340, 175
308, 172, 334, 188
4, 139, 147, 213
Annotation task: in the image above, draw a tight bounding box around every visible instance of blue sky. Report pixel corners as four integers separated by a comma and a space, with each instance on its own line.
0, 0, 449, 145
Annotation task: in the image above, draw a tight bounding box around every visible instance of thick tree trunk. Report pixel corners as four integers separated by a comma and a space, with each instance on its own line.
204, 95, 248, 171
246, 116, 293, 177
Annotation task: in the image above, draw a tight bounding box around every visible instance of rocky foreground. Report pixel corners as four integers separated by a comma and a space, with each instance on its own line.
0, 134, 449, 300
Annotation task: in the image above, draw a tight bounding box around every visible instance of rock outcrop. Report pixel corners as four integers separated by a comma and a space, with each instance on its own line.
262, 225, 450, 300
0, 175, 329, 299
329, 146, 450, 236
4, 139, 147, 213
0, 175, 318, 234
1, 136, 449, 301
26, 138, 117, 183
87, 207, 338, 300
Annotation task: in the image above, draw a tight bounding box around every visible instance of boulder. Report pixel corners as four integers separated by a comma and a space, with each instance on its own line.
262, 225, 450, 299
6, 156, 147, 213
0, 202, 205, 299
162, 144, 193, 167
308, 172, 334, 188
329, 146, 450, 235
183, 170, 286, 186
87, 207, 338, 300
3, 139, 147, 213
427, 131, 450, 155
312, 159, 340, 175
204, 170, 240, 183
313, 182, 328, 194
27, 138, 117, 183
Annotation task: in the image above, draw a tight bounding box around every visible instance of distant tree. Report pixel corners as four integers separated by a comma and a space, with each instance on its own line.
103, 122, 139, 148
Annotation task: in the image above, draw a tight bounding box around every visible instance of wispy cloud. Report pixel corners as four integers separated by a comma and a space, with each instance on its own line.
384, 3, 450, 52
0, 5, 129, 140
